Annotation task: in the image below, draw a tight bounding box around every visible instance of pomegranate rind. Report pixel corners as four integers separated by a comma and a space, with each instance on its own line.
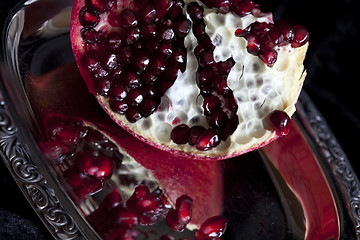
70, 0, 308, 160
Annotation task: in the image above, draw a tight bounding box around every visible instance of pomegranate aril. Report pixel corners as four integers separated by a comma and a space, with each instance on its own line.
110, 100, 129, 114
123, 72, 140, 88
79, 7, 100, 27
138, 97, 158, 117
187, 2, 204, 21
138, 4, 156, 24
158, 42, 173, 58
93, 155, 114, 179
198, 51, 216, 67
258, 49, 278, 67
273, 20, 293, 45
208, 110, 228, 130
188, 125, 206, 146
81, 28, 104, 43
203, 95, 221, 116
269, 110, 290, 136
108, 32, 122, 51
170, 124, 191, 144
196, 68, 213, 87
75, 177, 103, 199
126, 89, 144, 107
121, 9, 138, 28
113, 207, 139, 227
193, 22, 206, 39
109, 84, 127, 101
249, 21, 271, 36
231, 0, 256, 16
140, 23, 157, 38
154, 0, 174, 20
125, 108, 142, 123
196, 128, 221, 151
214, 77, 231, 96
173, 18, 191, 38
195, 216, 227, 240
131, 53, 149, 73
291, 25, 309, 48
123, 27, 140, 45
175, 195, 193, 225
149, 57, 166, 74
166, 209, 186, 232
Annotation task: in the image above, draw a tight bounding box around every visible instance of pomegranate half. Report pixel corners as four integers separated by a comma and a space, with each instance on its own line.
70, 0, 308, 159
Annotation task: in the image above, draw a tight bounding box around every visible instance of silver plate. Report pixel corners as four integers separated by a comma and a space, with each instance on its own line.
1, 0, 360, 239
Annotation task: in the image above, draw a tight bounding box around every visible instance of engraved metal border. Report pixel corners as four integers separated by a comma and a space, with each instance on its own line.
0, 95, 82, 239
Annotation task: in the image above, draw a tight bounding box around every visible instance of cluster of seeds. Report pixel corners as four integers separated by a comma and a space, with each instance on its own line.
235, 20, 309, 66
87, 185, 226, 240
169, 2, 240, 151
79, 0, 191, 123
43, 115, 123, 199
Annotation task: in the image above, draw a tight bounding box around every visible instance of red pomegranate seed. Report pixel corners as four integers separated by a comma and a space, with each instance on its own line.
203, 95, 221, 116
131, 53, 149, 73
123, 27, 140, 45
107, 32, 122, 51
291, 25, 309, 48
245, 33, 261, 55
113, 207, 139, 227
188, 125, 206, 146
81, 28, 104, 43
273, 20, 293, 45
195, 215, 227, 240
138, 97, 158, 117
249, 21, 271, 36
121, 9, 138, 28
208, 109, 228, 130
269, 109, 290, 136
187, 2, 204, 21
138, 4, 157, 24
126, 89, 144, 107
175, 195, 193, 225
154, 0, 174, 20
125, 108, 142, 123
101, 188, 122, 211
231, 0, 256, 17
79, 7, 100, 27
93, 155, 114, 179
75, 177, 103, 199
174, 18, 192, 38
109, 100, 129, 114
109, 84, 127, 101
96, 78, 111, 96
196, 68, 214, 87
166, 209, 186, 232
170, 124, 191, 144
196, 128, 221, 151
258, 49, 278, 67
214, 76, 231, 96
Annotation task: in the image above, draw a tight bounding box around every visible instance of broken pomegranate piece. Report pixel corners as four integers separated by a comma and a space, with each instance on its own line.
70, 0, 309, 159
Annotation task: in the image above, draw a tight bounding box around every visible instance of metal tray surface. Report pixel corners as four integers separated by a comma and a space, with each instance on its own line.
1, 0, 360, 239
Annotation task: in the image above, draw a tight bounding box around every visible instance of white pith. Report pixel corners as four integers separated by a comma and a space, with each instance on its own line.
96, 1, 307, 158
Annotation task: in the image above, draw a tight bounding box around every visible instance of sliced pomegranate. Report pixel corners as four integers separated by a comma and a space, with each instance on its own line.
71, 0, 309, 159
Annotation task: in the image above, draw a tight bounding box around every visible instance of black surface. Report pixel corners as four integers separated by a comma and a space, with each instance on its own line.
1, 0, 360, 239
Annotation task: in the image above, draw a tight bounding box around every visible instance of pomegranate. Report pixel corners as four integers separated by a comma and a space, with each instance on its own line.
39, 112, 223, 232
70, 0, 308, 159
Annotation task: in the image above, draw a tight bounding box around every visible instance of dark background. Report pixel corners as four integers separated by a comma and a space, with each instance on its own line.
0, 0, 359, 239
